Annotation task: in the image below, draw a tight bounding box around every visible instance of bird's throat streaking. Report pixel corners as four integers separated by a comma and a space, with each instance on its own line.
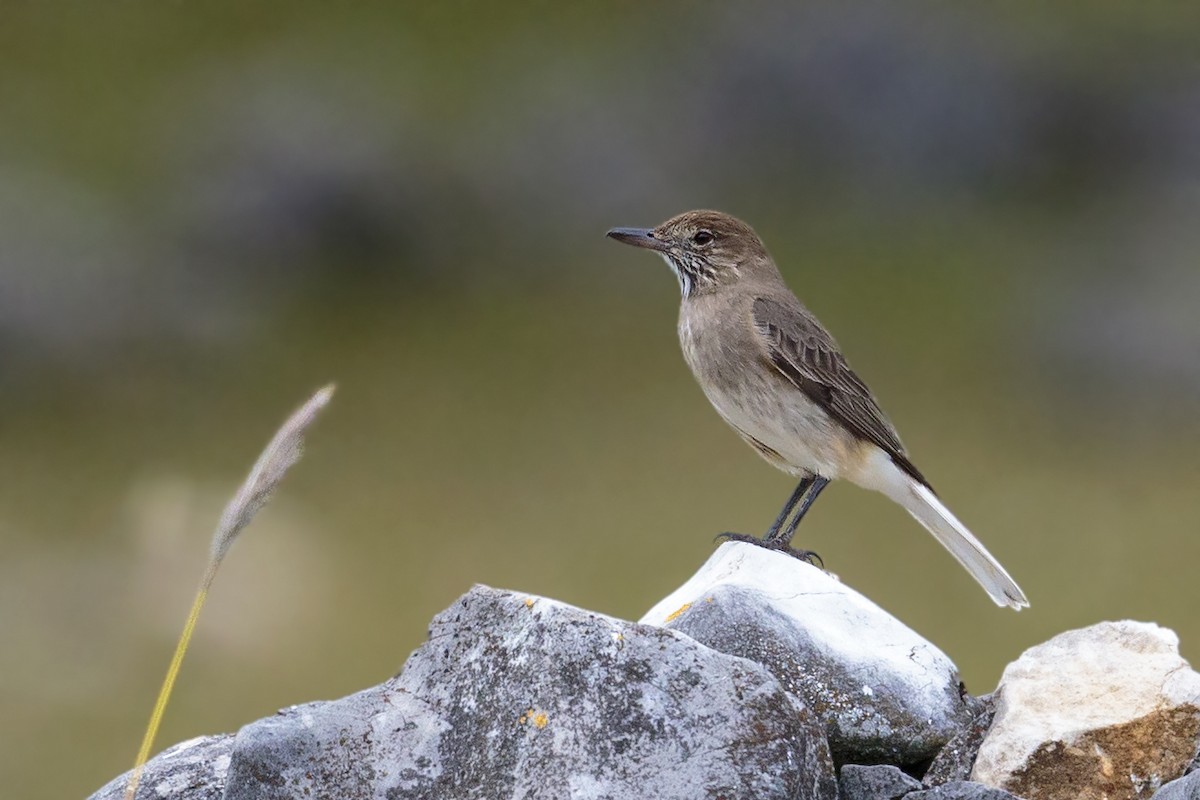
658, 253, 694, 298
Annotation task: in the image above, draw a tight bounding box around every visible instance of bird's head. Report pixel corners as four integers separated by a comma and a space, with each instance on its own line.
607, 210, 772, 298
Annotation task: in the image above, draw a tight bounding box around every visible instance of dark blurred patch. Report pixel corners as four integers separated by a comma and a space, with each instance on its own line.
161, 75, 429, 282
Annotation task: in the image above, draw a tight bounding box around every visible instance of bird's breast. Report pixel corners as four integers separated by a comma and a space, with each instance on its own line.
677, 298, 859, 480
677, 298, 752, 393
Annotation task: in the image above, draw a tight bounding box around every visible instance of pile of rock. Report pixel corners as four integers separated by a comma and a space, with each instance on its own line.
90, 543, 1200, 800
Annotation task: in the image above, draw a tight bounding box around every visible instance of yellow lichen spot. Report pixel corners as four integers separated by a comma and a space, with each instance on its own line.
533, 712, 549, 729
518, 708, 534, 725
705, 596, 714, 603
664, 602, 692, 622
524, 597, 535, 609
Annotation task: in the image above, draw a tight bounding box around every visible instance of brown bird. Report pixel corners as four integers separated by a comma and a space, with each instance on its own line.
607, 210, 1027, 609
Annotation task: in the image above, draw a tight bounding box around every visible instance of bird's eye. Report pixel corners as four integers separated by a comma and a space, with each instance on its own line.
693, 230, 714, 246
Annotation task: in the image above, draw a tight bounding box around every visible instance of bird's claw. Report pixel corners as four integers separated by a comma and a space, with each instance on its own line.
714, 532, 824, 569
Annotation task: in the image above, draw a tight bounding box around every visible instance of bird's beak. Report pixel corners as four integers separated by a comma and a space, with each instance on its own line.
606, 227, 670, 252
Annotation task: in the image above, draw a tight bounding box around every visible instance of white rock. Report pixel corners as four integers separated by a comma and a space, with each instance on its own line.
973, 620, 1200, 800
641, 542, 977, 764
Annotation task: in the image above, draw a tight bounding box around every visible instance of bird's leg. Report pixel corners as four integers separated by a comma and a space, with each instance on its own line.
715, 476, 827, 567
773, 475, 830, 548
715, 477, 810, 547
764, 476, 813, 540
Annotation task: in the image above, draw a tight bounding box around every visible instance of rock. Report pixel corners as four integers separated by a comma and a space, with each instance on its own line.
88, 734, 233, 800
838, 763, 922, 800
136, 585, 834, 800
1152, 770, 1200, 800
641, 542, 977, 765
925, 695, 997, 786
907, 781, 1023, 799
229, 584, 836, 799
972, 621, 1200, 800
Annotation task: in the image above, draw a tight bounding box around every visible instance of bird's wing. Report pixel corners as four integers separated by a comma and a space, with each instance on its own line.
751, 295, 930, 488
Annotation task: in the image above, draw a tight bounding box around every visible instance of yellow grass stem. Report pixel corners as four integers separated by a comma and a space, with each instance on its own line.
123, 562, 218, 800
121, 384, 334, 800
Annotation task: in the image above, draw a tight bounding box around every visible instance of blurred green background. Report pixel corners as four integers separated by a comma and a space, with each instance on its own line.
2, 4, 1199, 798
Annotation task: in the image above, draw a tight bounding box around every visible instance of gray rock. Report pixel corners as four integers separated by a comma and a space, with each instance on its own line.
231, 585, 837, 799
642, 542, 977, 765
924, 695, 996, 786
1153, 770, 1200, 800
101, 585, 837, 800
838, 764, 922, 800
907, 780, 1023, 799
89, 734, 233, 800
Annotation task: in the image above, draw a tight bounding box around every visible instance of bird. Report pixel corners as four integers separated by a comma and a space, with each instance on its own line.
606, 210, 1028, 610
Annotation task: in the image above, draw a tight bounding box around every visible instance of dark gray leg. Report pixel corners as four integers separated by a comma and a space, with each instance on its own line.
772, 475, 830, 547
715, 476, 828, 567
763, 477, 814, 540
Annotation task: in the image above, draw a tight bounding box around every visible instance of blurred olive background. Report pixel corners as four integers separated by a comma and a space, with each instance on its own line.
3, 3, 1199, 797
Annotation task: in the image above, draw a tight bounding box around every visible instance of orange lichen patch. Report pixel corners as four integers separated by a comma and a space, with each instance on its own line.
523, 597, 535, 609
664, 602, 692, 622
517, 708, 549, 729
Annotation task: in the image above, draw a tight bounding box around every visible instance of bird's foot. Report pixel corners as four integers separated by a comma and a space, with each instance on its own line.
713, 532, 824, 569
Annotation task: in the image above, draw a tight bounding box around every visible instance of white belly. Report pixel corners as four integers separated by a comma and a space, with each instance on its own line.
701, 375, 855, 480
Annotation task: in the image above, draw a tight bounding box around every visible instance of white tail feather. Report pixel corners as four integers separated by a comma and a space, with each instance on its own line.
900, 480, 1028, 610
